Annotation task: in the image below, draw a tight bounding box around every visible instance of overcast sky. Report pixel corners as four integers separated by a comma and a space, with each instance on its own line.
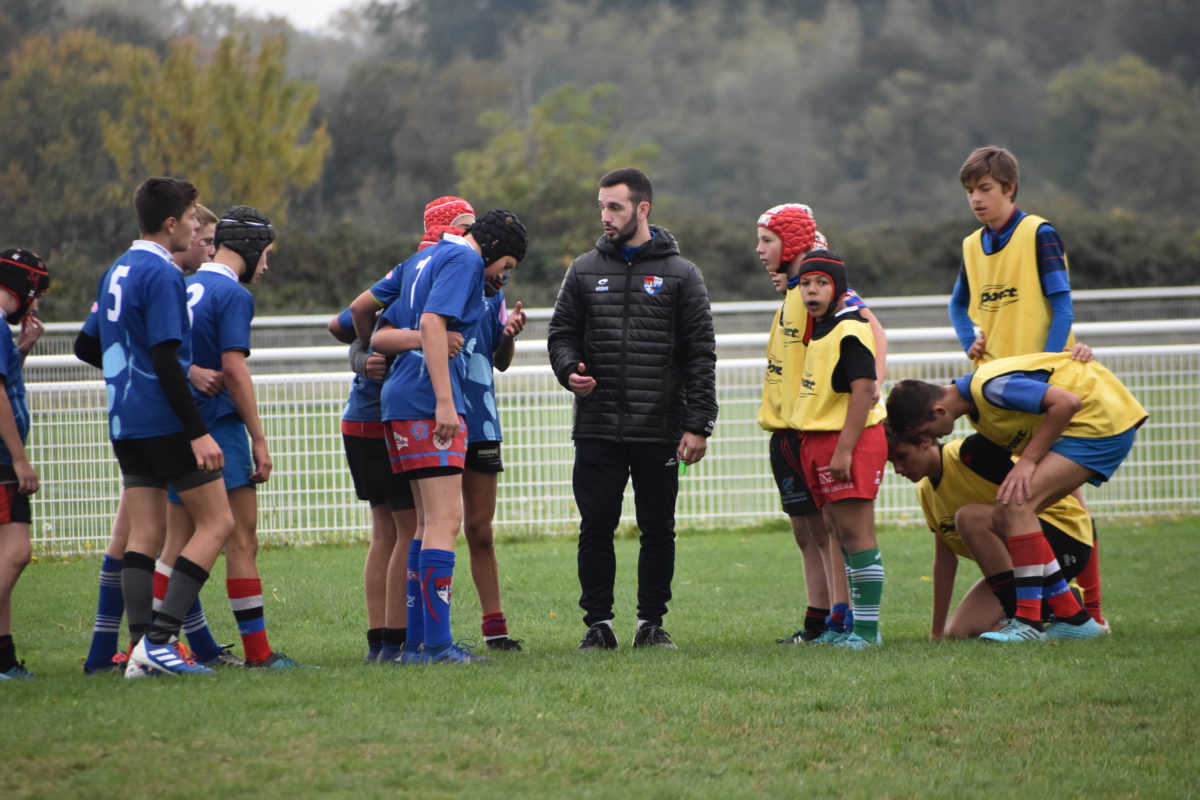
189, 0, 357, 32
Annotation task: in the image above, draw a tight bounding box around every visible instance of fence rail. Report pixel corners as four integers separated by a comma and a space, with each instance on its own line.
25, 342, 1200, 554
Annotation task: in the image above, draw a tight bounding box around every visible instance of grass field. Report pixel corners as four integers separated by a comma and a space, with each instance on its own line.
3, 519, 1198, 799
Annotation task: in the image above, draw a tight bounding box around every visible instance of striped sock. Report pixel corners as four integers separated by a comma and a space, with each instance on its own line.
846, 548, 885, 642
419, 548, 456, 654
482, 612, 509, 640
182, 596, 224, 664
152, 560, 171, 614
404, 540, 424, 654
1042, 541, 1089, 625
1008, 532, 1046, 629
227, 577, 272, 664
147, 556, 208, 645
84, 554, 125, 669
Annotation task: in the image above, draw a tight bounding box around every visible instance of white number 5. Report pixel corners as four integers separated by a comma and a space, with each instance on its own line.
105, 265, 132, 321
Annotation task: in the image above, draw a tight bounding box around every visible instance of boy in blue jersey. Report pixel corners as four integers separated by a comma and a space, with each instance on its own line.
369, 209, 527, 665
74, 177, 235, 677
160, 205, 304, 669
336, 197, 474, 663
0, 248, 49, 680
460, 256, 527, 651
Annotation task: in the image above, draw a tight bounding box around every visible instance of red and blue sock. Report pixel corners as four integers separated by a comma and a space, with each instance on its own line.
227, 577, 272, 664
420, 548, 456, 656
403, 540, 424, 655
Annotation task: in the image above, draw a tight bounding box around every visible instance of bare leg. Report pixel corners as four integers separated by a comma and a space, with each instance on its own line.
944, 577, 1006, 639
462, 468, 502, 616
364, 504, 397, 630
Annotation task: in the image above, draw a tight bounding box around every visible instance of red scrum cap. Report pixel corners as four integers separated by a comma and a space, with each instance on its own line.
757, 204, 816, 265
423, 196, 475, 233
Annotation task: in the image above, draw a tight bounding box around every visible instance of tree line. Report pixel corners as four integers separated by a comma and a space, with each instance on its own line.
2, 0, 1198, 320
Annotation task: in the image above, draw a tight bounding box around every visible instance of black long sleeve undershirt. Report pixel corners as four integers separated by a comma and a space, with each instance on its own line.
74, 330, 102, 369
149, 340, 207, 440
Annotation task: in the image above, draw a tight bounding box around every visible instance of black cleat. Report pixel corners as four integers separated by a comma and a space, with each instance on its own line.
485, 636, 524, 652
632, 624, 678, 649
578, 623, 618, 650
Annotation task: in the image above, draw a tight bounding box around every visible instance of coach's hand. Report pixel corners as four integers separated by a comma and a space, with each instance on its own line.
191, 433, 225, 473
678, 431, 708, 465
568, 362, 596, 397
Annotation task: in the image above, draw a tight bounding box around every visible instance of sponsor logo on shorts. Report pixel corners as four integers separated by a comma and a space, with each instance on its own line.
433, 433, 453, 450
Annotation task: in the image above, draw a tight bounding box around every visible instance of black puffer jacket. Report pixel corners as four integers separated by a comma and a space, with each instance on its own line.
548, 226, 718, 443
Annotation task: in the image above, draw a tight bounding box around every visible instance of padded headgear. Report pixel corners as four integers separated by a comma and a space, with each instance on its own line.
797, 250, 848, 319
0, 248, 50, 324
757, 204, 817, 267
215, 205, 276, 283
467, 209, 527, 267
423, 196, 475, 233
418, 224, 466, 251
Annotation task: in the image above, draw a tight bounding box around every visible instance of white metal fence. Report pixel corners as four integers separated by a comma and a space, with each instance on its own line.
24, 341, 1200, 554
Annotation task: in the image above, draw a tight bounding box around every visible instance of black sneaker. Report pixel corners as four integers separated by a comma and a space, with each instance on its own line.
485, 636, 524, 652
631, 624, 677, 649
578, 623, 618, 650
776, 628, 824, 644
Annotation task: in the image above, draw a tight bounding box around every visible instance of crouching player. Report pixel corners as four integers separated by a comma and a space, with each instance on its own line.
886, 352, 1146, 642
791, 251, 888, 649
371, 209, 527, 665
0, 249, 49, 680
886, 429, 1101, 639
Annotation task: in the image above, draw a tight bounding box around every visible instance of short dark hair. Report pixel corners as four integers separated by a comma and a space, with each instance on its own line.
959, 146, 1019, 200
134, 177, 199, 235
885, 379, 946, 439
599, 167, 653, 209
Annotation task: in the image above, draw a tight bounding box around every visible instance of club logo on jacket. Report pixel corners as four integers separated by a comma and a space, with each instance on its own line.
595, 278, 610, 293
644, 275, 664, 295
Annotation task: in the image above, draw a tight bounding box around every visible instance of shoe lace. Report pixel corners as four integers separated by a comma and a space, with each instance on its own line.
111, 651, 129, 665
173, 641, 198, 666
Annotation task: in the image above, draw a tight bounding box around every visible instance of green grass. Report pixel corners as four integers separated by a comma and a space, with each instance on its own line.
4, 519, 1198, 799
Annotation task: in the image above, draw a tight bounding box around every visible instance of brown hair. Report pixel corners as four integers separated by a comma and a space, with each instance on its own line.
959, 146, 1019, 200
194, 204, 218, 227
885, 379, 947, 440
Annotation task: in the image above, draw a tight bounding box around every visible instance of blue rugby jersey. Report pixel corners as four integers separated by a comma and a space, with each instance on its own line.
185, 263, 253, 427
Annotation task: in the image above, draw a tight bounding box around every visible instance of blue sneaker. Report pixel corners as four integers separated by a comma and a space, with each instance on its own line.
980, 618, 1045, 643
131, 637, 215, 676
833, 632, 882, 650
1045, 617, 1106, 640
396, 645, 428, 665
2, 662, 35, 679
246, 651, 313, 669
427, 641, 490, 665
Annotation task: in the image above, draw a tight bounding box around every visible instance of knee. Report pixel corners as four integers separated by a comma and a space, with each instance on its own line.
0, 538, 32, 575
225, 526, 259, 560
464, 520, 495, 552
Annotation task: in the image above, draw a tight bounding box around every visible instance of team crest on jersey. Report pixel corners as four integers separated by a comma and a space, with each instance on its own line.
411, 421, 429, 441
392, 432, 409, 451
595, 278, 610, 293
643, 275, 663, 295
435, 577, 452, 605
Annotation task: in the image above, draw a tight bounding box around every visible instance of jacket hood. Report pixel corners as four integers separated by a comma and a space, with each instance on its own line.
595, 224, 681, 262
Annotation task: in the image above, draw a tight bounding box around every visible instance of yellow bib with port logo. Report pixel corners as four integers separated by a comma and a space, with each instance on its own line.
790, 316, 885, 432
